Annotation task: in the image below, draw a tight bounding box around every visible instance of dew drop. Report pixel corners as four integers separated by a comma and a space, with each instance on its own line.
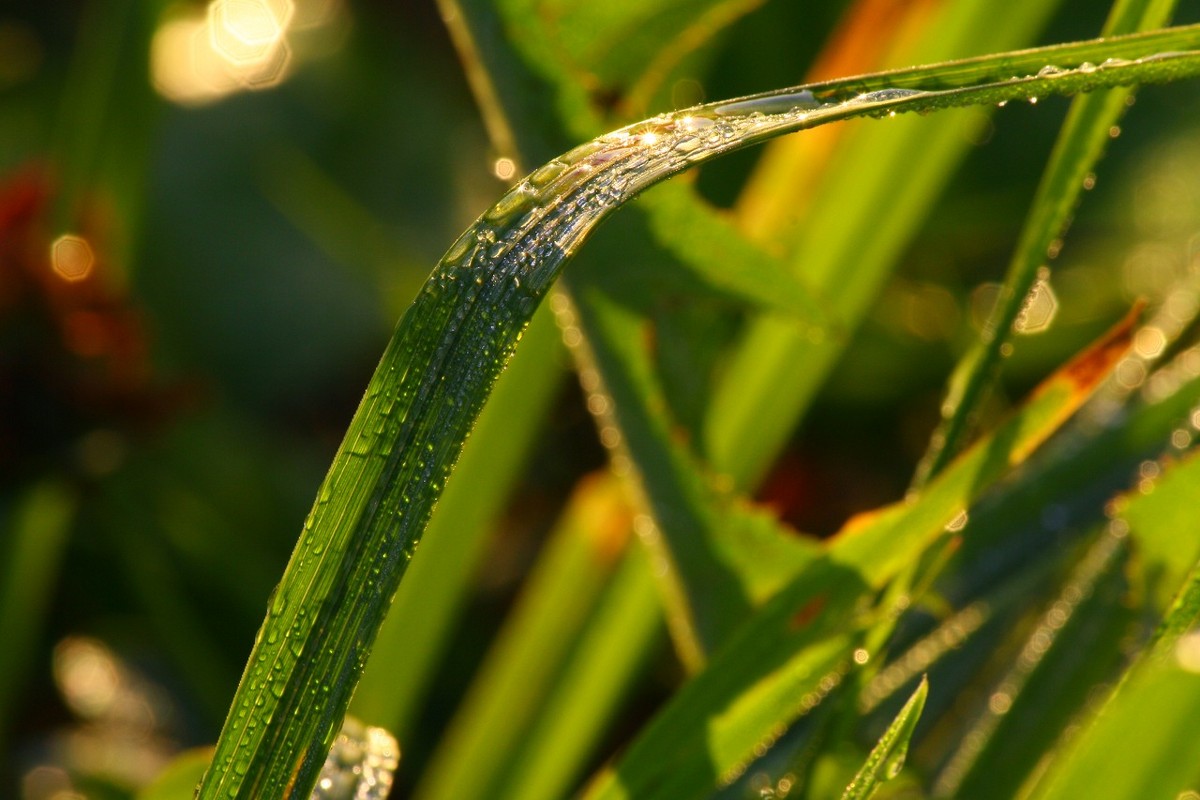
1014, 277, 1058, 334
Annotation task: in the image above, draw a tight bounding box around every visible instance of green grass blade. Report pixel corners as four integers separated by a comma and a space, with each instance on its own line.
0, 480, 76, 751
635, 182, 826, 320
562, 280, 817, 663
412, 475, 631, 800
1027, 469, 1200, 799
498, 538, 663, 800
704, 0, 1066, 488
582, 322, 1130, 800
933, 526, 1133, 798
349, 305, 563, 736
1121, 445, 1200, 614
196, 29, 1200, 797
841, 676, 928, 800
913, 0, 1180, 487
138, 749, 213, 800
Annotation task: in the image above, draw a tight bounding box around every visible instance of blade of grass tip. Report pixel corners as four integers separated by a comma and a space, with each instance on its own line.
197, 31, 1200, 797
707, 0, 1066, 490
0, 480, 76, 753
913, 0, 1181, 488
412, 474, 632, 800
349, 304, 563, 738
841, 676, 928, 800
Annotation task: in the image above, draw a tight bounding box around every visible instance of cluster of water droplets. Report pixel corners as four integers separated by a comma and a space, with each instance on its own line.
310, 716, 399, 800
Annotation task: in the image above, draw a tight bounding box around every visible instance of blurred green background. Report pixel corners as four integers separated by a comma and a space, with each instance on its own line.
2, 1, 1200, 797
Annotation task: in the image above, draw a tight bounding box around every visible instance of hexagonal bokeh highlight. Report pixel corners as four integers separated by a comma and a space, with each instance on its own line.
50, 234, 95, 282
1014, 278, 1058, 335
209, 0, 295, 66
238, 38, 292, 89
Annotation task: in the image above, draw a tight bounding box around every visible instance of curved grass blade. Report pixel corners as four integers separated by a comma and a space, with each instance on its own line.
197, 28, 1200, 798
348, 305, 563, 737
913, 0, 1180, 487
841, 676, 928, 800
704, 0, 1061, 489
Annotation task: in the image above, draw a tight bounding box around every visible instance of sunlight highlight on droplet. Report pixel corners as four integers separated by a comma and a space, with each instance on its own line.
1014, 274, 1058, 334
50, 234, 95, 282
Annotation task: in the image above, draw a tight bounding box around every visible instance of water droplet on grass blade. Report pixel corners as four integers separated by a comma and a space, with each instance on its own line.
1014, 277, 1058, 334
712, 88, 824, 116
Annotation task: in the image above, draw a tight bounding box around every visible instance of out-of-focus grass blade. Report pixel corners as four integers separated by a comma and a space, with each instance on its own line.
0, 480, 75, 749
1121, 449, 1200, 612
493, 0, 762, 139
412, 475, 632, 800
1028, 492, 1200, 799
99, 483, 241, 719
562, 280, 817, 664
705, 0, 1063, 488
137, 748, 213, 800
636, 182, 826, 320
583, 315, 1133, 800
913, 0, 1180, 487
196, 30, 1200, 796
350, 305, 563, 737
933, 525, 1134, 799
497, 532, 663, 800
841, 676, 928, 800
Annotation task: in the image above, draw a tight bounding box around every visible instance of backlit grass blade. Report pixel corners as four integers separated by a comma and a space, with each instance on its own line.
582, 317, 1134, 800
196, 29, 1200, 798
412, 475, 632, 800
841, 676, 928, 800
1027, 466, 1200, 799
913, 0, 1180, 487
349, 305, 563, 737
560, 280, 817, 664
705, 0, 1065, 489
498, 532, 663, 800
933, 525, 1133, 798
